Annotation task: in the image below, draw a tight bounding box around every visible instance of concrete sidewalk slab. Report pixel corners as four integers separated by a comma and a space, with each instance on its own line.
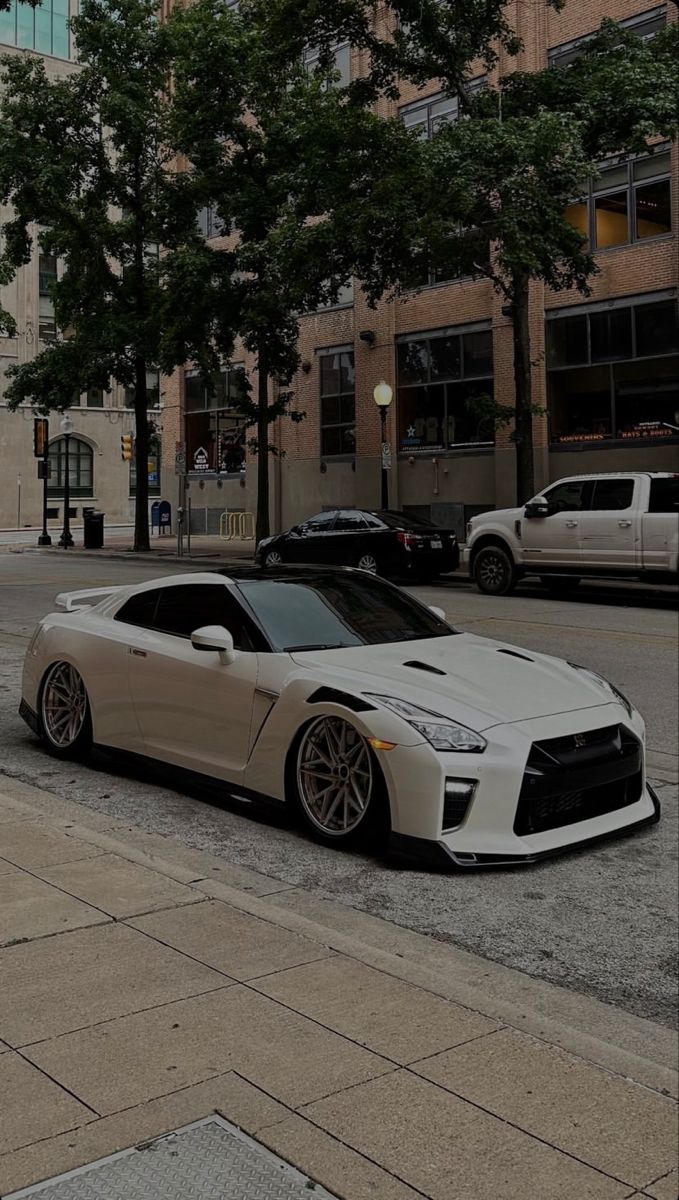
0, 923, 227, 1048
412, 1027, 678, 1190
0, 821, 105, 870
22, 985, 395, 1114
0, 871, 109, 946
0, 1054, 94, 1155
33, 852, 200, 918
252, 954, 500, 1064
129, 898, 334, 980
301, 1070, 630, 1200
644, 1170, 678, 1199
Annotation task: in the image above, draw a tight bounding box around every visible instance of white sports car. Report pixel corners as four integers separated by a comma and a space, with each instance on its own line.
20, 566, 659, 867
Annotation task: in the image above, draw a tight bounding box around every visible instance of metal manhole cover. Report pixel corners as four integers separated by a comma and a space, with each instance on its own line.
6, 1116, 339, 1199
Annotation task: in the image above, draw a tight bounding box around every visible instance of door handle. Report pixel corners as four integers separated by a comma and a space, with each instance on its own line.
128, 647, 147, 657
618, 520, 632, 528
565, 521, 579, 528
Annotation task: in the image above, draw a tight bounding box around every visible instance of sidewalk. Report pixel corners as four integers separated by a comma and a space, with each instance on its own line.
3, 530, 259, 565
0, 775, 676, 1200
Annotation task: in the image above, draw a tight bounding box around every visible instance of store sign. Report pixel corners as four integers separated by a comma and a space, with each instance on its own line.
193, 446, 210, 472
175, 441, 187, 476
621, 423, 673, 440
558, 433, 607, 444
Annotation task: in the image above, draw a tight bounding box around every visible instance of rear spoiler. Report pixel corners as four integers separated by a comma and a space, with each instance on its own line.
55, 586, 126, 613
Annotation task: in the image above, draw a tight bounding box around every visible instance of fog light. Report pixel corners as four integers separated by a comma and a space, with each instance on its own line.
443, 778, 476, 831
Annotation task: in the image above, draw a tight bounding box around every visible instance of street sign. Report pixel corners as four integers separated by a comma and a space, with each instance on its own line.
175, 442, 187, 476
33, 418, 48, 458
381, 441, 392, 471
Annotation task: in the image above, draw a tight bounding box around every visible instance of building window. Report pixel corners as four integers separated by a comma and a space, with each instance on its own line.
399, 77, 486, 140
320, 349, 355, 457
567, 146, 672, 251
185, 364, 247, 474
130, 452, 161, 497
0, 0, 70, 58
196, 206, 226, 240
548, 6, 667, 68
546, 293, 679, 445
303, 41, 351, 90
47, 436, 93, 497
316, 278, 354, 311
85, 387, 104, 408
124, 369, 160, 409
397, 324, 494, 452
38, 254, 57, 343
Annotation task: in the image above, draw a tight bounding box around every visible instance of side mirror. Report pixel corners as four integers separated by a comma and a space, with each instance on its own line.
524, 501, 550, 519
191, 625, 236, 665
429, 605, 446, 621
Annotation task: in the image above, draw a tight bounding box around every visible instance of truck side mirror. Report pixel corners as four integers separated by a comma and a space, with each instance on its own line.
524, 501, 550, 519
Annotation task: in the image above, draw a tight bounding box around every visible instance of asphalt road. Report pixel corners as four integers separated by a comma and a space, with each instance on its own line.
1, 550, 677, 1026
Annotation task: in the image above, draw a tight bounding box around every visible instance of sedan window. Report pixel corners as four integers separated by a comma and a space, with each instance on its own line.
237, 574, 454, 652
302, 512, 337, 532
334, 511, 368, 531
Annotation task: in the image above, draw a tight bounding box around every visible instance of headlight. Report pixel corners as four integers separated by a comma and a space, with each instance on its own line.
366, 695, 487, 752
568, 663, 633, 718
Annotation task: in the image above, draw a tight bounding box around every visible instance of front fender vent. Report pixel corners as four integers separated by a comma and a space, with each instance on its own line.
306, 687, 377, 713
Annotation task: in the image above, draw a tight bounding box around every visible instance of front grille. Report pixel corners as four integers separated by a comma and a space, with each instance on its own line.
515, 724, 643, 836
443, 796, 471, 829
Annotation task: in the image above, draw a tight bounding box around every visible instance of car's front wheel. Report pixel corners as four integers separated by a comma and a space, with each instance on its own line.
293, 715, 388, 848
264, 549, 283, 567
39, 661, 93, 759
473, 544, 518, 596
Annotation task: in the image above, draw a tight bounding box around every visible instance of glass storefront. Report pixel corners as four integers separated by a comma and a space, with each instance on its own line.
185, 364, 248, 475
396, 325, 494, 452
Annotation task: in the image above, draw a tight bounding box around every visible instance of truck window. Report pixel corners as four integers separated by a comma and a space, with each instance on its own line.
590, 479, 635, 511
543, 480, 588, 513
648, 478, 679, 513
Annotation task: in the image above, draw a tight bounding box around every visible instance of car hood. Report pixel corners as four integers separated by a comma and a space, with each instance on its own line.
290, 633, 619, 731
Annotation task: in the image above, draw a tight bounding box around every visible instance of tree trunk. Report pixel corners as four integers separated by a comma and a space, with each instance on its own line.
256, 337, 270, 545
511, 268, 535, 505
133, 356, 150, 552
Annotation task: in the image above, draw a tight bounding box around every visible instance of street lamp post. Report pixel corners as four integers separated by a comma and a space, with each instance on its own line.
58, 413, 74, 549
373, 380, 393, 510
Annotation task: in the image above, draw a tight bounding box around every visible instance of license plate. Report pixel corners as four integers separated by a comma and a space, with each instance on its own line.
430, 538, 442, 549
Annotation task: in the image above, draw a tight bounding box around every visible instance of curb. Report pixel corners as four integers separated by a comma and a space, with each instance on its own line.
1, 772, 676, 1101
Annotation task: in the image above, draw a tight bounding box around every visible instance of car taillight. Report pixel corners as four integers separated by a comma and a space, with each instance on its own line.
397, 531, 416, 549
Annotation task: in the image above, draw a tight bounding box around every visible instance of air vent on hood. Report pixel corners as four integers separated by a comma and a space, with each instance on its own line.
403, 660, 447, 676
497, 648, 534, 663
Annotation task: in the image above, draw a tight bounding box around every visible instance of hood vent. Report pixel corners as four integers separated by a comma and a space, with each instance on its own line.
497, 648, 534, 663
403, 660, 447, 676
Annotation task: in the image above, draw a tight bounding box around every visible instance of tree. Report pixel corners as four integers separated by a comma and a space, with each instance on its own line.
168, 0, 421, 543
0, 0, 221, 550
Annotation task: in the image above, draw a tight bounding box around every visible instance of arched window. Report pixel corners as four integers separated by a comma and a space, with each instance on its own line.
48, 437, 94, 497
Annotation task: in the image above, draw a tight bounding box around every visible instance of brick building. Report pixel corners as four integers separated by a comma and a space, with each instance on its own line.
162, 0, 678, 541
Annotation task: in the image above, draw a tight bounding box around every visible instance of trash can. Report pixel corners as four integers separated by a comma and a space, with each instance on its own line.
83, 509, 104, 549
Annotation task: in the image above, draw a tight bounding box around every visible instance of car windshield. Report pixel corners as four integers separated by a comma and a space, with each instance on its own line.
236, 574, 455, 652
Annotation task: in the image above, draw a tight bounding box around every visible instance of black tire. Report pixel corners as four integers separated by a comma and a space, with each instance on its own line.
540, 576, 582, 594
288, 715, 390, 850
473, 545, 518, 596
39, 661, 93, 760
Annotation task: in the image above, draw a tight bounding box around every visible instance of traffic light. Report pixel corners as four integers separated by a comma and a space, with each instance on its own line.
33, 418, 48, 458
121, 433, 134, 462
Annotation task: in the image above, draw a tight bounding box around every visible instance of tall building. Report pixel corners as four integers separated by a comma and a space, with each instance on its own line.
162, 0, 678, 541
0, 2, 157, 534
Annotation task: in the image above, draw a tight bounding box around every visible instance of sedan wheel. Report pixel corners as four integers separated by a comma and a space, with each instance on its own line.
356, 553, 378, 574
296, 715, 379, 845
264, 549, 283, 567
40, 661, 92, 758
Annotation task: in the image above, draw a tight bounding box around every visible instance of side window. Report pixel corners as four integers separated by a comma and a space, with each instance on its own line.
649, 478, 679, 513
303, 512, 337, 533
590, 479, 635, 511
363, 513, 385, 529
334, 511, 367, 531
543, 481, 587, 513
115, 590, 161, 628
153, 585, 260, 651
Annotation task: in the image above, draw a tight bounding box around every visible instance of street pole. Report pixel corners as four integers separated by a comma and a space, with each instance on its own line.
58, 414, 74, 548
380, 408, 388, 509
16, 474, 21, 530
38, 434, 52, 546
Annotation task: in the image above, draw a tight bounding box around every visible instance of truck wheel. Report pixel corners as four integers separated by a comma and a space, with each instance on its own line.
473, 545, 517, 596
540, 576, 581, 594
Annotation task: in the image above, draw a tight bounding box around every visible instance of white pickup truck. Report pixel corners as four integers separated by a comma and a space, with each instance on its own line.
465, 472, 679, 595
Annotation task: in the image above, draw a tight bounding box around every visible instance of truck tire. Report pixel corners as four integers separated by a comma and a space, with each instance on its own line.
473, 545, 518, 596
540, 576, 582, 594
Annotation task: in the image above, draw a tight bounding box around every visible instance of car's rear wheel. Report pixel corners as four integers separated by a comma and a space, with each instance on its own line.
473, 545, 517, 596
39, 661, 93, 759
264, 549, 283, 567
356, 552, 379, 574
293, 715, 388, 848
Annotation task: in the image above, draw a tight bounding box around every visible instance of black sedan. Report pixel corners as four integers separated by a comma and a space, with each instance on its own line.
255, 509, 459, 580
